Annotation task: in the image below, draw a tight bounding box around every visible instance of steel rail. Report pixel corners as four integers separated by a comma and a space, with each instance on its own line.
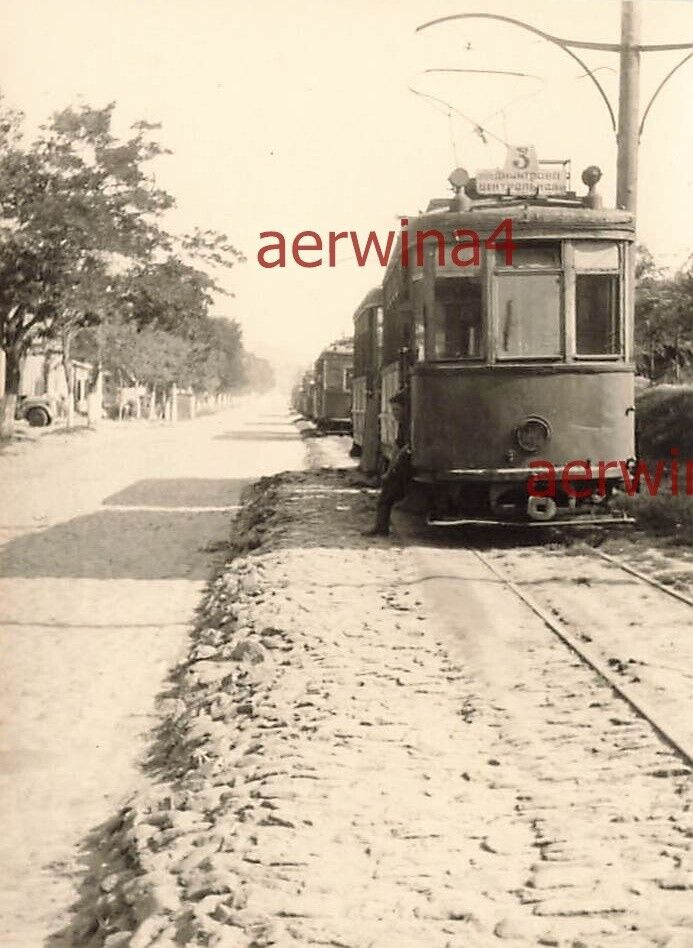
590, 548, 693, 608
472, 548, 693, 769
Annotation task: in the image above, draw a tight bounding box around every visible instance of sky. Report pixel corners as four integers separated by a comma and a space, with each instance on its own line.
1, 0, 691, 373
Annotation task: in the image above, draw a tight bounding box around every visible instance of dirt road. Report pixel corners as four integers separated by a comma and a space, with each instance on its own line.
57, 468, 692, 948
4, 416, 691, 947
0, 398, 307, 946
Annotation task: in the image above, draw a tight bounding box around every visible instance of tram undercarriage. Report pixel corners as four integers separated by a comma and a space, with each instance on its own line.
422, 477, 634, 527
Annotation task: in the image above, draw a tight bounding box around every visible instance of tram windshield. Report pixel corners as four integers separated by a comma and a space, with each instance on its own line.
576, 274, 620, 354
574, 242, 621, 356
497, 273, 562, 359
324, 362, 344, 389
496, 241, 562, 359
419, 239, 624, 364
432, 277, 482, 359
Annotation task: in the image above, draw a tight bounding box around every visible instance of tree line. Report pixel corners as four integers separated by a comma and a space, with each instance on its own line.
635, 246, 693, 384
0, 96, 272, 435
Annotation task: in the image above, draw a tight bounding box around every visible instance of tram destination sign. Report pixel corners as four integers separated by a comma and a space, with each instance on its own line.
476, 167, 568, 196
476, 145, 568, 197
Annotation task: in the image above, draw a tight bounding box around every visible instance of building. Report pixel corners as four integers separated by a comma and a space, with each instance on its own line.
19, 346, 93, 414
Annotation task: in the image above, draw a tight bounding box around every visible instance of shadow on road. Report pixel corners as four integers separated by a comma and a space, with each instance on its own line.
214, 430, 299, 442
0, 477, 255, 580
247, 421, 300, 427
103, 477, 252, 508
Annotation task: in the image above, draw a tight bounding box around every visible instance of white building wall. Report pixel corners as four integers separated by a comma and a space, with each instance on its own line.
19, 350, 92, 409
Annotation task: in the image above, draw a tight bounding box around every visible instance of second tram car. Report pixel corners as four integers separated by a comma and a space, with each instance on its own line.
374, 167, 636, 525
294, 370, 315, 419
351, 288, 383, 465
312, 339, 354, 433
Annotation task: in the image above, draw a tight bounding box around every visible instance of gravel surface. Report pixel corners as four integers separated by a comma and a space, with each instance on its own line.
54, 468, 692, 948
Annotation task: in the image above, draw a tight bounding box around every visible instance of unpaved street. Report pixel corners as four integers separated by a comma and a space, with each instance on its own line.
2, 416, 692, 948
58, 469, 693, 948
0, 400, 305, 946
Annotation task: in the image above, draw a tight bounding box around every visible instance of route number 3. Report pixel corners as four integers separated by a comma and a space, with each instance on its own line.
504, 145, 538, 174
512, 147, 530, 170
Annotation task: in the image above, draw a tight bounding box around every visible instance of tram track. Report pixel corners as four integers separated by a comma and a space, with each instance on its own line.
589, 546, 693, 608
472, 546, 693, 770
406, 530, 693, 941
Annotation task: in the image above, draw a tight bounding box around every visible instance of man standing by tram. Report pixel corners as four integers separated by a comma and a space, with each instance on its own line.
362, 387, 412, 537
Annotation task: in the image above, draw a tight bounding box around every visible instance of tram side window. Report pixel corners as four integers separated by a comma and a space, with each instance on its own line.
382, 304, 402, 366
325, 363, 343, 389
432, 277, 482, 360
576, 274, 620, 355
354, 329, 367, 377
374, 306, 384, 363
496, 273, 561, 358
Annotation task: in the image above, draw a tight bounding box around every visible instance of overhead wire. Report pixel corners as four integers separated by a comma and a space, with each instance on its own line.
409, 57, 622, 159
407, 84, 511, 149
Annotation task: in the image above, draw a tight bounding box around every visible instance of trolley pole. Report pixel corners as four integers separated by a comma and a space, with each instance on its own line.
616, 0, 642, 214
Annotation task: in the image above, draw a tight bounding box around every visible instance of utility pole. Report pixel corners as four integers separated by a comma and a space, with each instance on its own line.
417, 4, 692, 218
615, 0, 642, 365
616, 0, 642, 213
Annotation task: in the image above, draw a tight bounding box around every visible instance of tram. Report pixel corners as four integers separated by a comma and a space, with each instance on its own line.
292, 370, 315, 419
312, 339, 354, 433
351, 287, 383, 463
373, 164, 636, 525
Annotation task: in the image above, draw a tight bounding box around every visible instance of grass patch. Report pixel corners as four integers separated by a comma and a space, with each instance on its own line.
623, 492, 693, 546
628, 384, 693, 545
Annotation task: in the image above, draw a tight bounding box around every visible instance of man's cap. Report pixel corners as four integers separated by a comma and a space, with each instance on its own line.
389, 389, 407, 406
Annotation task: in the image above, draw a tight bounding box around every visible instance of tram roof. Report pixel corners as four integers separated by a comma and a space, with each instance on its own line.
414, 201, 634, 240
353, 286, 383, 322
316, 338, 353, 361
383, 199, 635, 281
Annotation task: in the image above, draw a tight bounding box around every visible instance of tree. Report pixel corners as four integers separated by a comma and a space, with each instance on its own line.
0, 102, 167, 431
75, 307, 250, 417
185, 317, 246, 394
0, 99, 242, 435
242, 352, 275, 394
77, 314, 187, 389
635, 245, 693, 383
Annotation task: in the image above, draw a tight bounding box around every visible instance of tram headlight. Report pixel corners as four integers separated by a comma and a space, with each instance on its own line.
515, 416, 551, 453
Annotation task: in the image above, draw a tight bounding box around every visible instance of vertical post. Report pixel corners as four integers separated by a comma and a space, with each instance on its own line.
88, 323, 104, 428
616, 0, 642, 213
87, 368, 103, 427
617, 0, 641, 380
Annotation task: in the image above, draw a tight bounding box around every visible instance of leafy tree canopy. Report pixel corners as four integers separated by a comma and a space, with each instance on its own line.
0, 96, 243, 399
635, 244, 693, 383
